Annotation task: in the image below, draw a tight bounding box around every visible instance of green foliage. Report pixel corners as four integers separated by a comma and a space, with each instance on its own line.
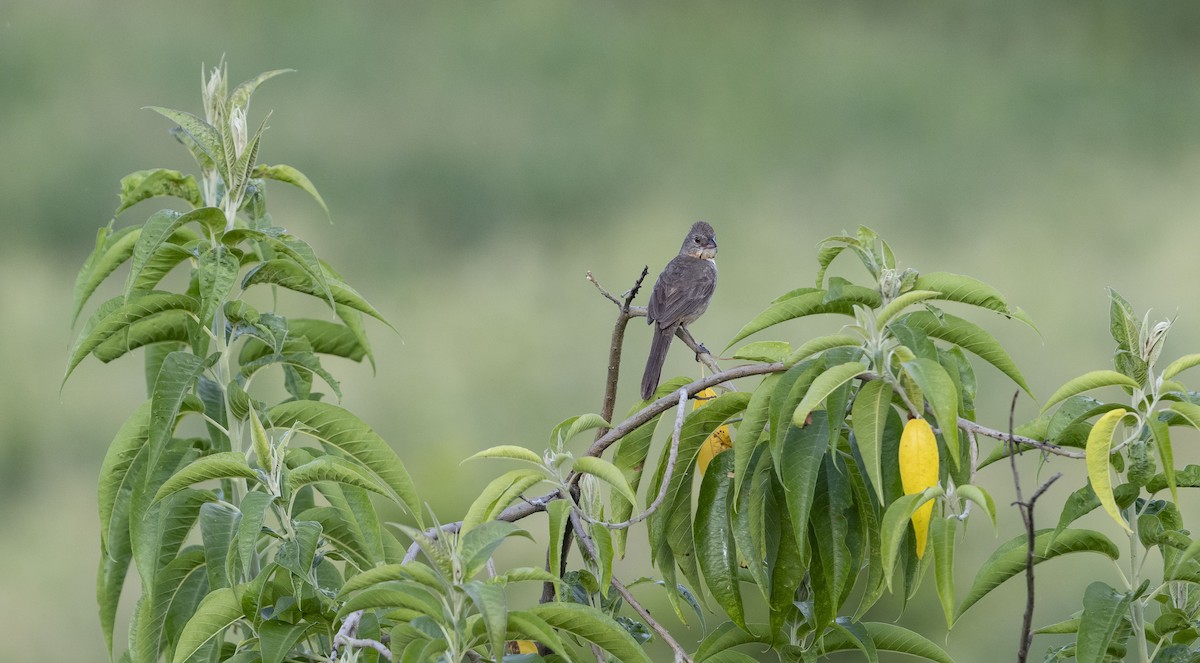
75, 64, 1200, 663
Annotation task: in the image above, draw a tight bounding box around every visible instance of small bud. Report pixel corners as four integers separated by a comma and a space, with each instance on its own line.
229, 106, 248, 159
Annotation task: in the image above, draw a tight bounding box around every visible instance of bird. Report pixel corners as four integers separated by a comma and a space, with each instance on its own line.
641, 221, 718, 401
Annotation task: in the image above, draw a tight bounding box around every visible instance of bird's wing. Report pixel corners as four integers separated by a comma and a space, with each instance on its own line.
648, 257, 716, 328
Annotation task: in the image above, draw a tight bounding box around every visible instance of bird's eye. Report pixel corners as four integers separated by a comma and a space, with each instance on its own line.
693, 236, 701, 243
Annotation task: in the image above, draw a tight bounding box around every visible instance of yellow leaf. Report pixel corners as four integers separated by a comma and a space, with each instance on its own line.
693, 388, 732, 476
1086, 408, 1133, 533
899, 418, 939, 558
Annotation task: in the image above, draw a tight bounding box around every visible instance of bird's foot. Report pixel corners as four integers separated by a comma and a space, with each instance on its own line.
694, 343, 710, 361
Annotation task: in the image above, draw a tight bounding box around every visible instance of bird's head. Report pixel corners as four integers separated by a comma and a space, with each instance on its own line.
681, 221, 717, 260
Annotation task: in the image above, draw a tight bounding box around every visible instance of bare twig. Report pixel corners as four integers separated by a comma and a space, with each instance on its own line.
1006, 391, 1063, 663
589, 267, 650, 442
584, 388, 688, 529
331, 609, 393, 661
567, 500, 694, 663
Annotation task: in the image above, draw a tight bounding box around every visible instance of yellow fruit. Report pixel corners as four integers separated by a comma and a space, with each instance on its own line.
694, 388, 733, 476
899, 418, 939, 559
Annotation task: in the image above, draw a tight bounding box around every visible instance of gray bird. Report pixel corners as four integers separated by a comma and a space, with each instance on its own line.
641, 221, 718, 401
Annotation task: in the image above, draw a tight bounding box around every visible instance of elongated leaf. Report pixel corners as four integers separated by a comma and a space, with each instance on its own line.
460, 521, 532, 579
901, 357, 960, 468
268, 401, 421, 523
731, 373, 779, 507
461, 469, 547, 534
826, 618, 878, 663
338, 562, 443, 598
821, 622, 954, 663
913, 271, 1015, 316
1076, 582, 1132, 663
527, 602, 653, 663
135, 548, 208, 663
65, 292, 200, 384
810, 453, 853, 630
1148, 419, 1176, 503
880, 487, 943, 591
955, 528, 1120, 622
170, 587, 241, 663
237, 491, 272, 574
93, 310, 192, 363
792, 361, 867, 429
253, 164, 330, 217
154, 452, 259, 504
243, 260, 393, 330
464, 445, 544, 465
783, 333, 862, 367
777, 416, 829, 563
125, 208, 224, 297
1168, 401, 1200, 431
199, 502, 240, 590
899, 310, 1032, 396
573, 456, 638, 508
117, 168, 203, 213
725, 287, 880, 350
547, 500, 571, 580
98, 402, 152, 553
876, 290, 942, 330
1162, 353, 1200, 381
932, 516, 957, 629
147, 352, 217, 467
196, 245, 239, 328
260, 620, 312, 663
1086, 408, 1134, 532
286, 456, 391, 497
240, 319, 367, 363
732, 341, 791, 363
550, 413, 611, 449
694, 450, 744, 628
72, 224, 139, 326
852, 379, 893, 501
955, 484, 996, 529
338, 582, 442, 618
462, 580, 508, 661
1042, 370, 1140, 414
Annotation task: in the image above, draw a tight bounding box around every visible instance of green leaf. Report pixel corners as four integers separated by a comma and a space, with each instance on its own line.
725, 287, 880, 350
955, 529, 1120, 622
125, 208, 224, 297
461, 469, 547, 534
117, 168, 203, 213
93, 310, 192, 363
1148, 419, 1176, 503
154, 452, 259, 504
72, 224, 139, 326
242, 259, 394, 330
338, 562, 443, 597
591, 523, 614, 590
694, 450, 744, 629
253, 163, 330, 217
237, 491, 272, 574
135, 548, 207, 663
275, 520, 322, 579
338, 582, 442, 618
550, 413, 611, 449
901, 357, 960, 468
1168, 401, 1200, 431
777, 417, 829, 564
147, 352, 218, 465
899, 310, 1033, 397
791, 361, 867, 428
268, 401, 422, 523
825, 618, 879, 663
783, 333, 862, 367
851, 379, 892, 502
286, 456, 392, 497
460, 521, 532, 579
573, 456, 638, 508
912, 271, 1017, 317
462, 580, 508, 661
932, 516, 957, 629
731, 373, 778, 507
876, 290, 942, 330
732, 340, 792, 363
1162, 353, 1200, 381
1076, 582, 1132, 663
196, 245, 240, 328
505, 611, 570, 658
199, 502, 240, 590
810, 453, 854, 630
65, 292, 200, 384
547, 500, 571, 580
527, 602, 653, 663
259, 620, 312, 663
1086, 408, 1134, 532
954, 484, 997, 529
464, 445, 544, 465
821, 622, 954, 663
147, 106, 226, 176
170, 587, 241, 663
880, 487, 943, 591
1042, 370, 1141, 414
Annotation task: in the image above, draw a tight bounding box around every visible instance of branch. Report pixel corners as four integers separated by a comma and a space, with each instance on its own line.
1006, 391, 1063, 663
588, 268, 650, 442
584, 388, 688, 529
331, 609, 393, 662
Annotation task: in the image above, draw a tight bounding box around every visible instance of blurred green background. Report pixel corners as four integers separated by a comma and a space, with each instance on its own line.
4, 1, 1200, 660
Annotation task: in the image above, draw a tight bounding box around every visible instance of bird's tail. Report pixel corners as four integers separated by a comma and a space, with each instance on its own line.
641, 327, 675, 401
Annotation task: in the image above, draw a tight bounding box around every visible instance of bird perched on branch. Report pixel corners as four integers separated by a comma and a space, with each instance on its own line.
641, 221, 718, 401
